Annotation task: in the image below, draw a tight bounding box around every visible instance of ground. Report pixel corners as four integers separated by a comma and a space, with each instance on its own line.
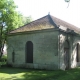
0, 67, 80, 80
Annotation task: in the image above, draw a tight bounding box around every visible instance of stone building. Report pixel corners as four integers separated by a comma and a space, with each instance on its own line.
7, 14, 80, 70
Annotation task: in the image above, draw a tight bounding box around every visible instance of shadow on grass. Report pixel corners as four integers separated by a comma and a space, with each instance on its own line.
22, 68, 80, 80
0, 67, 80, 80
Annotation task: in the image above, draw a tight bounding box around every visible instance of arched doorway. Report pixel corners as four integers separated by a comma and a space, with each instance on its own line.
64, 40, 69, 69
25, 41, 33, 63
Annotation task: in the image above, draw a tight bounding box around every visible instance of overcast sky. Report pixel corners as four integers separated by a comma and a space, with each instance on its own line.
14, 0, 80, 28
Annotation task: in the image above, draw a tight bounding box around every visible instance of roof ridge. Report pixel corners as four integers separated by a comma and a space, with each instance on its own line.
48, 14, 58, 28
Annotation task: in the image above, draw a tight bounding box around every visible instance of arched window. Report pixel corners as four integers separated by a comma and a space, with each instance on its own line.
76, 43, 79, 62
12, 50, 15, 63
25, 41, 33, 63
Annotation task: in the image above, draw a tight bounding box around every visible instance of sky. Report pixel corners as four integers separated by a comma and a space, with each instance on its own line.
14, 0, 80, 28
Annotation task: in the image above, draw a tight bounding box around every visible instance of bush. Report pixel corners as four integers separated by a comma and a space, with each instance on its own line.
0, 62, 7, 67
0, 55, 7, 67
1, 55, 7, 62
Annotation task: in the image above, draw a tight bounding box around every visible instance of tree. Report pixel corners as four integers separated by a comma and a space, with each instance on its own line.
0, 0, 32, 60
22, 16, 32, 25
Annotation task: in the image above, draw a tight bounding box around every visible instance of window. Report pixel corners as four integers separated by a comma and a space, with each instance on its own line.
25, 41, 33, 63
12, 50, 15, 62
76, 43, 79, 62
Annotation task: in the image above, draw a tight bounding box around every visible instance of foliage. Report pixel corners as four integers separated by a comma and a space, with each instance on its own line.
0, 62, 6, 67
0, 0, 32, 59
0, 0, 23, 32
0, 55, 7, 67
1, 55, 7, 61
0, 68, 80, 80
0, 0, 23, 53
0, 0, 32, 40
22, 16, 32, 25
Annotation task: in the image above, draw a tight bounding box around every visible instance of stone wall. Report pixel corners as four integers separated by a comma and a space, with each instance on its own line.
7, 29, 59, 70
71, 35, 80, 68
59, 31, 80, 70
59, 31, 74, 70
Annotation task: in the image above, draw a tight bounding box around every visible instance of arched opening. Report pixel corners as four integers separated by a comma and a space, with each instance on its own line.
76, 43, 79, 62
12, 50, 15, 63
64, 40, 69, 69
25, 41, 33, 63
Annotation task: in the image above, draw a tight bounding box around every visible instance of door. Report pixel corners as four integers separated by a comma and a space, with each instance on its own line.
64, 48, 69, 69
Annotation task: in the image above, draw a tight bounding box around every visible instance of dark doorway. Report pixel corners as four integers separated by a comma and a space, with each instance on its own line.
26, 41, 33, 63
64, 40, 69, 69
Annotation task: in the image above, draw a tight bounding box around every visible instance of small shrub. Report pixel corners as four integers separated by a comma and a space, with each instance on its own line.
1, 55, 7, 62
0, 62, 7, 67
0, 55, 7, 67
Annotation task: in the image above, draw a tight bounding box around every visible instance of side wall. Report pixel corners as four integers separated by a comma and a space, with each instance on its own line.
7, 30, 59, 70
59, 31, 80, 70
72, 35, 80, 68
59, 32, 73, 70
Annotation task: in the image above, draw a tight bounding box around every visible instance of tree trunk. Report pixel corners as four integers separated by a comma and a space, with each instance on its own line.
0, 24, 3, 60
0, 46, 3, 61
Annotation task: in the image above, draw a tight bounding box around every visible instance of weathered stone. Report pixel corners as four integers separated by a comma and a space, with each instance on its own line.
7, 15, 80, 70
7, 30, 59, 70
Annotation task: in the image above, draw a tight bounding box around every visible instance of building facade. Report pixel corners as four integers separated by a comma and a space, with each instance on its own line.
7, 15, 80, 70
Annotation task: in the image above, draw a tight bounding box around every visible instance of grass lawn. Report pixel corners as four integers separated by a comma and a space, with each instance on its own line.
0, 67, 80, 80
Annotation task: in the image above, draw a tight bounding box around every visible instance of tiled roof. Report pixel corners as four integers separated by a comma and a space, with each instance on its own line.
50, 15, 79, 33
10, 15, 55, 33
10, 14, 80, 34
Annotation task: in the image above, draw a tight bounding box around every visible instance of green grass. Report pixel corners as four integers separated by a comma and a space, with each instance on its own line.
0, 67, 80, 80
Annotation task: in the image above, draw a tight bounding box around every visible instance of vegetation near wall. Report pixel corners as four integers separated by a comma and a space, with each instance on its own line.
0, 55, 7, 67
